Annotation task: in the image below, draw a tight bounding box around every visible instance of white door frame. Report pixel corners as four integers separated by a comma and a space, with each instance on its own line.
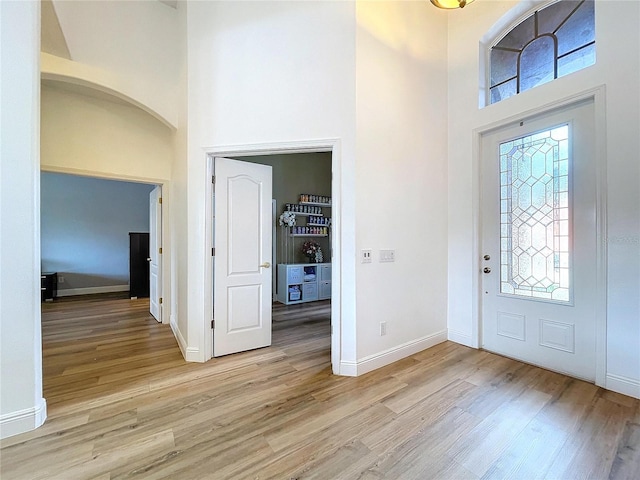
204, 139, 343, 374
472, 86, 608, 387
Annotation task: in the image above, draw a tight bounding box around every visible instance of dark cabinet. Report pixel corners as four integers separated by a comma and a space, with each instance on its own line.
129, 232, 149, 299
41, 272, 57, 302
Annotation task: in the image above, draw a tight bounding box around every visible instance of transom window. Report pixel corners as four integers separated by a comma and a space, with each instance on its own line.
490, 0, 595, 104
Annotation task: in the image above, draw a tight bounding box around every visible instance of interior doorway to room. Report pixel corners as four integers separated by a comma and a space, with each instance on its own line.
40, 172, 162, 321
210, 152, 333, 361
480, 99, 599, 382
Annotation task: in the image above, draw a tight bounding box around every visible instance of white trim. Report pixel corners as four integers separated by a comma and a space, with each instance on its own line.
171, 316, 200, 362
185, 347, 201, 363
39, 164, 170, 186
204, 139, 344, 376
592, 88, 608, 388
447, 329, 475, 347
473, 85, 608, 385
606, 374, 640, 400
57, 285, 129, 297
171, 316, 188, 359
0, 398, 47, 440
342, 331, 448, 377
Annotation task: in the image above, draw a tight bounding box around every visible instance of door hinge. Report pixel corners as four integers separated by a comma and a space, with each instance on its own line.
159, 297, 163, 304
212, 247, 215, 256
159, 247, 162, 254
212, 175, 215, 184
211, 319, 215, 329
159, 197, 162, 204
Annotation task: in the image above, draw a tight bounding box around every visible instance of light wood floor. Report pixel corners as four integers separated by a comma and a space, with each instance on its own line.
1, 294, 638, 479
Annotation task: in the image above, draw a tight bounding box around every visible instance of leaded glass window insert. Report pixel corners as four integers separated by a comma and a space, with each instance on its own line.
499, 125, 571, 302
490, 0, 595, 104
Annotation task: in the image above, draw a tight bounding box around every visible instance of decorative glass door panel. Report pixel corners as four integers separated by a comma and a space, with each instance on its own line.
499, 126, 571, 302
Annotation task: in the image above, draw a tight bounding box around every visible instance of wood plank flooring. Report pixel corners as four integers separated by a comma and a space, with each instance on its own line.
1, 294, 638, 479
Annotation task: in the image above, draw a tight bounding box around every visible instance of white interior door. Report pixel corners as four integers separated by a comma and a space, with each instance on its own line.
149, 185, 162, 322
481, 100, 597, 381
214, 157, 272, 357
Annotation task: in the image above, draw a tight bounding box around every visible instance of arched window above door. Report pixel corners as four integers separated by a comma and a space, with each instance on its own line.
489, 0, 595, 105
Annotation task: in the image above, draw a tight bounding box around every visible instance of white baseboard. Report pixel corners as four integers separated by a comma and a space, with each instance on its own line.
170, 317, 187, 359
185, 347, 202, 362
340, 330, 448, 377
339, 360, 358, 377
606, 373, 640, 399
57, 285, 129, 297
0, 398, 47, 440
447, 329, 476, 348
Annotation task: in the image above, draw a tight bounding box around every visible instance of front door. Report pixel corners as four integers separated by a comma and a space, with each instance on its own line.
481, 100, 597, 381
213, 157, 273, 357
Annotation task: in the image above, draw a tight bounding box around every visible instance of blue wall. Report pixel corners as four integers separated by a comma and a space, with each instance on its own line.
41, 172, 155, 293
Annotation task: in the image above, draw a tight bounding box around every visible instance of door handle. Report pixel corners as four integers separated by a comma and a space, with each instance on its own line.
483, 267, 491, 274
147, 257, 152, 262
260, 262, 271, 268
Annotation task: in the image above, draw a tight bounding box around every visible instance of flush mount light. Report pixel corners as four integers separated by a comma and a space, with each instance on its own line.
431, 0, 475, 9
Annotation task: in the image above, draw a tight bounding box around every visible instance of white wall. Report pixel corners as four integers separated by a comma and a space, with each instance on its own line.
184, 0, 450, 373
447, 0, 640, 398
41, 172, 154, 293
0, 0, 46, 439
354, 1, 449, 367
41, 83, 173, 182
51, 0, 180, 126
185, 0, 358, 365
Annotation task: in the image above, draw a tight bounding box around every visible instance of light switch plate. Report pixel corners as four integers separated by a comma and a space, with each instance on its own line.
380, 250, 395, 262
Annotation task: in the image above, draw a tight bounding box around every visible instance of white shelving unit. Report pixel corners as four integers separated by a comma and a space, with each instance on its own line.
277, 263, 331, 305
276, 194, 331, 305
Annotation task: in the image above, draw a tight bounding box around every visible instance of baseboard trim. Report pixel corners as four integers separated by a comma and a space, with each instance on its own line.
447, 329, 476, 348
340, 330, 448, 377
339, 361, 358, 377
0, 398, 47, 440
57, 285, 129, 297
170, 318, 187, 360
185, 347, 201, 363
606, 373, 640, 399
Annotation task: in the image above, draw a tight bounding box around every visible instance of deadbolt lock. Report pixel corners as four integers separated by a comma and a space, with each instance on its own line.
483, 254, 490, 261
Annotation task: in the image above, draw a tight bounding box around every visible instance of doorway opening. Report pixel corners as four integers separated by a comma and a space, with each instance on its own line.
234, 152, 332, 361
205, 140, 342, 374
40, 171, 162, 311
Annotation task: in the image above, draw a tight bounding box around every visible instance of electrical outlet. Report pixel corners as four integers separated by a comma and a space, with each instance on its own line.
380, 250, 395, 262
361, 249, 372, 263
58, 275, 65, 283
380, 321, 387, 336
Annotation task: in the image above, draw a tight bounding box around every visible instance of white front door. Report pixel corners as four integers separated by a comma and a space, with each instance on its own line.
214, 157, 273, 357
481, 100, 597, 381
149, 186, 162, 322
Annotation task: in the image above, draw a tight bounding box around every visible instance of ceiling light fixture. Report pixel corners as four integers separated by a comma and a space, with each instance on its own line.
430, 0, 475, 9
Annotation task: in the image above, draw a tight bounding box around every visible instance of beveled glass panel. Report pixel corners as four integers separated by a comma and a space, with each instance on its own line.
520, 36, 556, 91
495, 14, 535, 50
537, 0, 583, 35
558, 43, 595, 77
500, 126, 571, 301
489, 0, 595, 105
490, 78, 517, 104
491, 49, 518, 87
556, 0, 595, 56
